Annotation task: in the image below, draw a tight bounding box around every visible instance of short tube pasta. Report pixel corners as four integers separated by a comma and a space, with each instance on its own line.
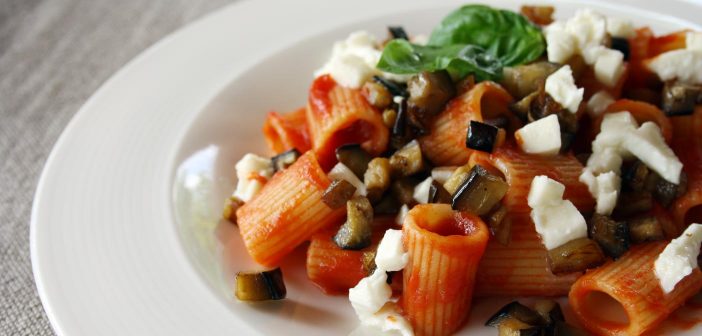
569, 242, 702, 336
671, 107, 702, 230
236, 151, 345, 267
262, 107, 311, 154
402, 204, 489, 336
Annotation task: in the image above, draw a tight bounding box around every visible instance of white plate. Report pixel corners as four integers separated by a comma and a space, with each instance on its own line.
31, 0, 702, 335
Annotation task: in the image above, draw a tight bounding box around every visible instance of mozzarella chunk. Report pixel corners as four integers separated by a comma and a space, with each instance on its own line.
606, 17, 634, 38
623, 122, 683, 184
687, 32, 702, 51
586, 147, 623, 175
412, 177, 433, 204
545, 66, 584, 113
349, 303, 414, 336
594, 48, 625, 88
592, 111, 638, 154
515, 114, 562, 155
375, 229, 408, 272
328, 162, 367, 196
431, 167, 456, 184
586, 90, 615, 118
654, 224, 702, 293
594, 172, 621, 215
396, 204, 409, 226
544, 22, 576, 63
529, 180, 588, 250
528, 175, 566, 208
349, 270, 392, 319
647, 49, 702, 84
565, 9, 607, 51
233, 153, 274, 202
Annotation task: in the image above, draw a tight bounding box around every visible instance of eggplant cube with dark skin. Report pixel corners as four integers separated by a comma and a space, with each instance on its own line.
486, 205, 511, 246
610, 37, 630, 61
235, 268, 287, 301
429, 180, 452, 204
589, 213, 630, 259
547, 238, 606, 275
389, 139, 425, 177
322, 179, 357, 209
451, 165, 509, 216
335, 144, 372, 179
485, 301, 547, 328
333, 196, 374, 250
629, 215, 665, 243
271, 148, 301, 173
661, 81, 702, 116
364, 157, 392, 203
466, 120, 499, 153
407, 70, 456, 131
653, 172, 688, 207
388, 26, 409, 40
222, 196, 244, 224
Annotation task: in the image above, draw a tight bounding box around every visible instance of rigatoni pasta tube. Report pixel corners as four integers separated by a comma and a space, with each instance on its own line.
569, 242, 702, 336
236, 151, 345, 266
671, 107, 702, 230
402, 204, 489, 336
470, 146, 594, 296
418, 82, 516, 166
306, 75, 388, 169
262, 107, 311, 154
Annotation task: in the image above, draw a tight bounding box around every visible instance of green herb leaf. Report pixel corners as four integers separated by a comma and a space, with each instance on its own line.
428, 4, 545, 66
377, 39, 503, 81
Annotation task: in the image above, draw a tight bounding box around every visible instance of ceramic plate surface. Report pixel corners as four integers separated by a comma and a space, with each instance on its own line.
31, 0, 702, 335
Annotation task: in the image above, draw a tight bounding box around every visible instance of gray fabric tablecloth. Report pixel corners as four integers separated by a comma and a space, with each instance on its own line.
0, 1, 232, 334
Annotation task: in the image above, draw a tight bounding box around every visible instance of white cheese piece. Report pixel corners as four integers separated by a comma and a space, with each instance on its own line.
545, 65, 584, 113
582, 45, 606, 65
565, 9, 607, 52
544, 22, 576, 63
654, 224, 702, 293
687, 32, 702, 51
349, 270, 392, 319
395, 204, 409, 226
531, 200, 588, 250
594, 171, 621, 215
412, 177, 433, 204
594, 48, 625, 88
233, 153, 274, 202
586, 90, 615, 118
623, 122, 683, 184
328, 162, 367, 196
393, 96, 404, 104
647, 49, 702, 84
375, 229, 408, 272
592, 111, 638, 155
431, 167, 456, 184
515, 114, 562, 156
606, 17, 634, 38
586, 147, 623, 175
528, 175, 566, 209
354, 303, 414, 336
579, 169, 597, 196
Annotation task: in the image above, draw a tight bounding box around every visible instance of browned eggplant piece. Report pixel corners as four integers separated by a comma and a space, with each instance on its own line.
429, 180, 452, 204
444, 164, 473, 195
373, 194, 400, 214
382, 108, 397, 128
622, 160, 649, 192
364, 157, 392, 202
361, 250, 377, 276
486, 301, 547, 327
451, 165, 509, 216
373, 75, 408, 98
406, 70, 456, 131
322, 179, 357, 209
533, 300, 565, 324
391, 98, 410, 150
271, 149, 301, 173
333, 197, 374, 250
510, 90, 539, 121
389, 139, 425, 177
486, 204, 511, 245
501, 62, 560, 100
547, 238, 606, 275
614, 191, 653, 217
362, 81, 393, 109
336, 144, 372, 179
661, 81, 702, 116
388, 26, 409, 40
610, 37, 630, 61
235, 268, 287, 301
498, 318, 542, 336
466, 120, 499, 153
391, 177, 420, 206
222, 196, 244, 224
628, 215, 665, 243
520, 5, 554, 25
653, 172, 688, 207
589, 213, 630, 258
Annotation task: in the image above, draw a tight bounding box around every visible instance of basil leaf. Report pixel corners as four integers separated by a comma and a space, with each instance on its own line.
428, 5, 545, 66
377, 39, 503, 81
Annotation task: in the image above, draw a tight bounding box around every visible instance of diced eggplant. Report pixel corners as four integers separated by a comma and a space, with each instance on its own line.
501, 62, 560, 99
222, 196, 244, 224
443, 164, 473, 195
322, 179, 357, 209
271, 149, 301, 173
373, 76, 408, 98
549, 321, 589, 336
429, 180, 452, 204
486, 301, 547, 327
451, 165, 509, 216
533, 300, 565, 324
373, 194, 400, 214
483, 116, 510, 129
520, 5, 555, 25
388, 26, 409, 40
661, 81, 701, 116
382, 108, 397, 128
389, 139, 425, 177
407, 70, 456, 131
391, 177, 420, 206
361, 250, 377, 276
333, 197, 374, 250
364, 157, 392, 202
497, 318, 542, 336
610, 37, 630, 61
336, 144, 372, 179
466, 120, 499, 153
510, 90, 539, 122
487, 205, 511, 245
547, 238, 606, 275
235, 268, 286, 301
622, 160, 649, 192
362, 81, 393, 109
653, 171, 688, 207
589, 213, 630, 259
391, 98, 410, 150
629, 215, 665, 243
614, 191, 653, 217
